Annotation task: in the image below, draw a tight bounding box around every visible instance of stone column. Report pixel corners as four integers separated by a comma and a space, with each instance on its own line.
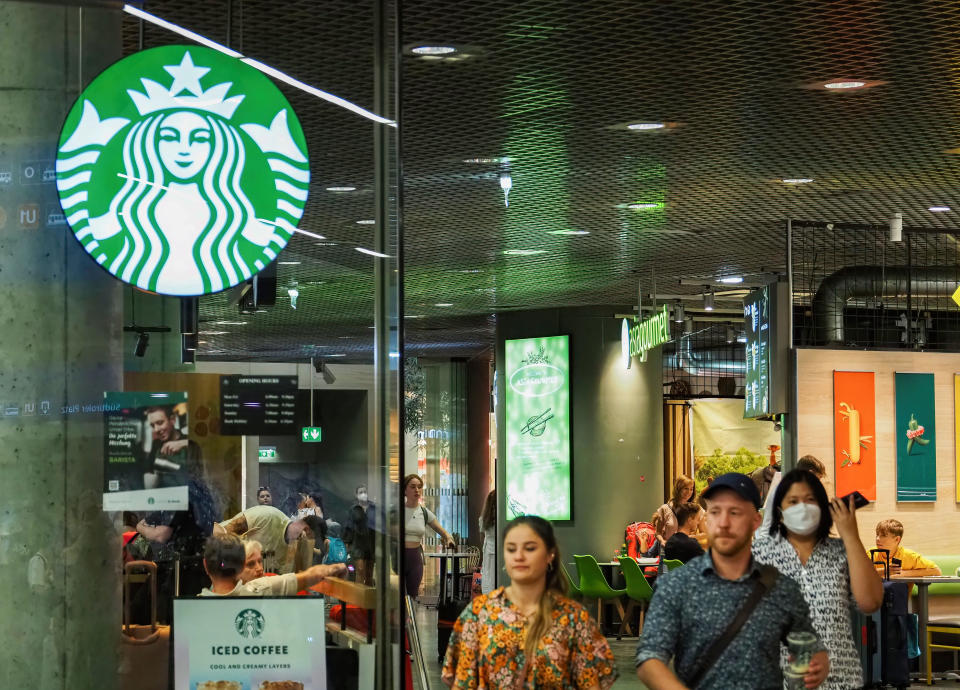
0, 4, 123, 688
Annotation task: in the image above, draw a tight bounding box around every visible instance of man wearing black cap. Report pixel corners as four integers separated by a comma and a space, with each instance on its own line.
199, 535, 345, 596
636, 473, 830, 689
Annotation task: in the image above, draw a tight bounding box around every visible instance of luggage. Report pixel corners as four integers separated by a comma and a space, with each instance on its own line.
119, 560, 170, 690
437, 597, 470, 663
858, 550, 911, 688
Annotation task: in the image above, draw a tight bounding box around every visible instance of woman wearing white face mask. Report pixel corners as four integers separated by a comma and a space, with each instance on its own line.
753, 469, 883, 689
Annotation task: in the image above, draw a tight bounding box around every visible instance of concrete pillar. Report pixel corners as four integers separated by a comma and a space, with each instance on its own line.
0, 4, 123, 688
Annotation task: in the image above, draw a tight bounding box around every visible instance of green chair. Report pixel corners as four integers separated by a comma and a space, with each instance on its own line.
561, 562, 583, 599
664, 559, 684, 571
574, 555, 628, 637
619, 556, 655, 637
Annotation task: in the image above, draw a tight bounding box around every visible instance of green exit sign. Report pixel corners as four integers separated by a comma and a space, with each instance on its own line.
301, 426, 322, 443
258, 448, 276, 459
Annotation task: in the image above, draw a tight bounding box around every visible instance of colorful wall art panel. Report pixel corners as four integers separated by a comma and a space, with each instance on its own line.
833, 371, 876, 500
894, 372, 937, 502
955, 375, 960, 503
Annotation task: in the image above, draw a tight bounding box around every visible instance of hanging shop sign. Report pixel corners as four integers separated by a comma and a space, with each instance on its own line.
173, 597, 326, 689
56, 45, 309, 296
621, 304, 671, 368
504, 335, 571, 521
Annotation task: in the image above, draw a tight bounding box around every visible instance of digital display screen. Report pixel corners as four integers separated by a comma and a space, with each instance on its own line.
504, 335, 571, 521
743, 287, 770, 418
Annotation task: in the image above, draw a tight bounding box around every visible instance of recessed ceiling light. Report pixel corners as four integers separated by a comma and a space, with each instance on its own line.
548, 229, 590, 235
326, 353, 346, 357
627, 202, 661, 210
213, 321, 246, 326
278, 261, 300, 265
405, 315, 424, 319
929, 205, 951, 212
503, 249, 547, 256
718, 276, 744, 284
326, 186, 357, 192
781, 178, 814, 184
824, 81, 866, 89
435, 303, 454, 307
356, 219, 375, 225
627, 122, 665, 130
412, 45, 456, 55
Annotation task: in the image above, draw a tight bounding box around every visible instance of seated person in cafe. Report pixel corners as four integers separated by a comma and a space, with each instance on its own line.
200, 535, 345, 596
663, 502, 704, 564
240, 539, 266, 583
215, 504, 321, 574
874, 519, 941, 576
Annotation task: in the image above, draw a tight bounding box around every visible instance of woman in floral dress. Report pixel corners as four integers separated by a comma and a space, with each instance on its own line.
442, 515, 618, 689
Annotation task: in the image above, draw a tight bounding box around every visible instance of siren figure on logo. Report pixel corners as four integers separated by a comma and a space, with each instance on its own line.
56, 47, 310, 296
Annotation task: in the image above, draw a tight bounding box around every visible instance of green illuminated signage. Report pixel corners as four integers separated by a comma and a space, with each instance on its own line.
621, 305, 671, 367
504, 335, 571, 521
56, 45, 309, 296
258, 447, 276, 459
301, 427, 322, 443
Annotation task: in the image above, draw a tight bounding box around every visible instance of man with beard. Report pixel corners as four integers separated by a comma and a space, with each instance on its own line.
636, 473, 830, 689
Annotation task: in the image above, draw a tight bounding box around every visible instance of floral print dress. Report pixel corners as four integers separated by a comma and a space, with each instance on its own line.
441, 587, 618, 689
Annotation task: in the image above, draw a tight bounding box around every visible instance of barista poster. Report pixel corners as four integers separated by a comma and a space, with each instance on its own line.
173, 597, 326, 689
894, 373, 937, 502
102, 391, 194, 511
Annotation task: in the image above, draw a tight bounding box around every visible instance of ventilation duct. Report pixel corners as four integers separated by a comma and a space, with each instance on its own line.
664, 334, 746, 376
812, 266, 960, 344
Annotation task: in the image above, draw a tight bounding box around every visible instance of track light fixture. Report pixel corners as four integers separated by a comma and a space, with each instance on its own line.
703, 288, 715, 311
673, 302, 685, 323
889, 213, 903, 242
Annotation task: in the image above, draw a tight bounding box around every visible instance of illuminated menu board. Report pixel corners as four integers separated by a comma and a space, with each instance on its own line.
743, 287, 771, 418
504, 335, 571, 521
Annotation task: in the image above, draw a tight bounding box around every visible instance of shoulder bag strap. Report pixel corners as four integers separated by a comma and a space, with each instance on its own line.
686, 564, 779, 689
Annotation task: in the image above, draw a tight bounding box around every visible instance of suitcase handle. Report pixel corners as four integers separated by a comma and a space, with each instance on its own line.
869, 549, 890, 580
123, 560, 159, 644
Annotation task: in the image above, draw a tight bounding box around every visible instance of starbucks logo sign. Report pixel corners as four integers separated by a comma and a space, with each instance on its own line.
235, 608, 265, 639
56, 46, 309, 296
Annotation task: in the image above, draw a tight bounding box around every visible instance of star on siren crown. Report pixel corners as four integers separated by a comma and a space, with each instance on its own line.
126, 51, 244, 119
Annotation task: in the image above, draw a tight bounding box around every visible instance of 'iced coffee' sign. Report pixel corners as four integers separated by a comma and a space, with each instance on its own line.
173, 597, 326, 689
56, 46, 309, 296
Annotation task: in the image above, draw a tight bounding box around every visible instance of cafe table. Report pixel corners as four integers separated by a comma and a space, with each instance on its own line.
891, 575, 960, 676
425, 551, 474, 604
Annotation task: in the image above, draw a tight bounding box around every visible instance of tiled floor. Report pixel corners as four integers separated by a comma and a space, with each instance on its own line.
409, 603, 960, 689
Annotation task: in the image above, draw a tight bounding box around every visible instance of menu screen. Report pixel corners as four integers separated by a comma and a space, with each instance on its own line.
504, 335, 572, 521
220, 376, 298, 436
743, 287, 771, 418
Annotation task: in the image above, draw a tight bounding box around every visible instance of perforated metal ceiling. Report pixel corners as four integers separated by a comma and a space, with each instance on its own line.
124, 0, 960, 361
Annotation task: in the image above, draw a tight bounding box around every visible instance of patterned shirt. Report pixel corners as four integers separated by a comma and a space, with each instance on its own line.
754, 534, 861, 690
442, 587, 618, 689
635, 550, 824, 689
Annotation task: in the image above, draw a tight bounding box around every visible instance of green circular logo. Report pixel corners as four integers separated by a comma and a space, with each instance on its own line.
56, 45, 309, 296
235, 608, 265, 639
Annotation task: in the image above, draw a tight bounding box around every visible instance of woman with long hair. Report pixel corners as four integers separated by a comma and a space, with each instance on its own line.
478, 489, 496, 593
442, 515, 617, 689
653, 474, 698, 545
402, 473, 455, 599
753, 469, 882, 689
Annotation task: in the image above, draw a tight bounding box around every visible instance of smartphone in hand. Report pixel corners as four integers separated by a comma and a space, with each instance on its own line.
840, 490, 869, 509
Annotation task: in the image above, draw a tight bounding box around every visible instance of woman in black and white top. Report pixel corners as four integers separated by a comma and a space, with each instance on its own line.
403, 473, 456, 599
753, 469, 883, 689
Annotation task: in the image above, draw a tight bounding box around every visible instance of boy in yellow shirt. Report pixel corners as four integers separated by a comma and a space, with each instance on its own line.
874, 519, 941, 576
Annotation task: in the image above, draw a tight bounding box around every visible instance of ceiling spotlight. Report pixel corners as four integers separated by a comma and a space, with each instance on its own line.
781, 178, 814, 184
412, 45, 457, 55
326, 186, 357, 192
726, 326, 736, 344
435, 303, 454, 307
929, 205, 951, 212
703, 289, 715, 311
673, 302, 685, 323
627, 122, 665, 130
628, 202, 661, 210
718, 276, 743, 284
134, 331, 149, 358
889, 212, 903, 242
502, 249, 546, 256
500, 173, 512, 207
356, 219, 375, 225
683, 317, 693, 334
823, 81, 866, 89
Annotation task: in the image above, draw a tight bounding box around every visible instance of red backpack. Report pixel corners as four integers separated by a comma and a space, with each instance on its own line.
625, 521, 657, 559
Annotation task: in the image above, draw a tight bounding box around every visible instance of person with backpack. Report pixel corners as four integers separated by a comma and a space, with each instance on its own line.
403, 473, 455, 599
636, 473, 830, 689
